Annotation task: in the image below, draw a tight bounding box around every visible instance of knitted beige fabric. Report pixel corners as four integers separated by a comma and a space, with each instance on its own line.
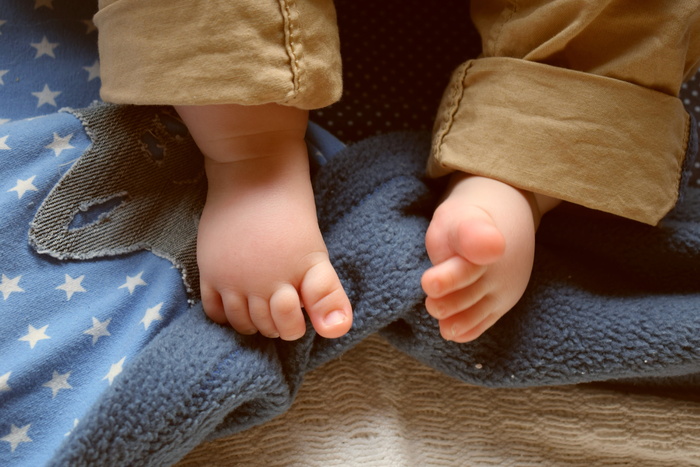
177, 335, 700, 466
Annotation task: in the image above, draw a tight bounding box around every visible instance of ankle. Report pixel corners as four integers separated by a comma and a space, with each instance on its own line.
176, 103, 309, 165
448, 173, 561, 228
205, 150, 311, 194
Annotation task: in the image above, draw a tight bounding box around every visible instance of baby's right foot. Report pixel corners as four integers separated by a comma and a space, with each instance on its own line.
197, 145, 352, 340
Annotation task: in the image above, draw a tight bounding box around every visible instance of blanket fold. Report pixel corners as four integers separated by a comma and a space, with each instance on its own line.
44, 104, 699, 465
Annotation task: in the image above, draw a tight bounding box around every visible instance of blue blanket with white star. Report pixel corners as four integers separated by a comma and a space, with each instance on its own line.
2, 1, 700, 466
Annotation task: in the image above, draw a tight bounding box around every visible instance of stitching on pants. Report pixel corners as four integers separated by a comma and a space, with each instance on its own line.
280, 0, 302, 102
432, 61, 473, 165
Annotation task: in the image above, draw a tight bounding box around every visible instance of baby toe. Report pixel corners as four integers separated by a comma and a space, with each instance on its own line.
209, 289, 258, 335
221, 292, 258, 335
438, 297, 494, 343
270, 284, 307, 341
425, 280, 487, 321
248, 295, 279, 338
454, 313, 501, 343
421, 256, 486, 299
455, 212, 506, 266
300, 260, 352, 339
201, 285, 228, 325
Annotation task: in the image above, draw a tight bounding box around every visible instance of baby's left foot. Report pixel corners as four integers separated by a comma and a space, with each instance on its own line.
422, 174, 558, 342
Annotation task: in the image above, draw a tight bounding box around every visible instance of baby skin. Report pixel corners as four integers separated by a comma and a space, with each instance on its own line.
176, 103, 353, 340
422, 174, 560, 342
178, 103, 560, 343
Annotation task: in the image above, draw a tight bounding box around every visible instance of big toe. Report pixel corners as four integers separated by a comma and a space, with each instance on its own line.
300, 260, 352, 339
454, 208, 506, 265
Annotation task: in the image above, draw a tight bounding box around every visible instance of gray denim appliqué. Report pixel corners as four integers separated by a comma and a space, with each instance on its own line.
29, 104, 206, 300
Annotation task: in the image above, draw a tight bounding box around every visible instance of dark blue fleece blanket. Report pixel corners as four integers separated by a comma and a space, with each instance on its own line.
40, 105, 699, 466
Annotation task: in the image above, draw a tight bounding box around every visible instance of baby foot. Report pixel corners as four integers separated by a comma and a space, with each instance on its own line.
421, 174, 544, 342
197, 148, 353, 340
176, 103, 352, 341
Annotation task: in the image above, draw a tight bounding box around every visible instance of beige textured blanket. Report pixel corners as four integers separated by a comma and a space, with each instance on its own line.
178, 335, 700, 466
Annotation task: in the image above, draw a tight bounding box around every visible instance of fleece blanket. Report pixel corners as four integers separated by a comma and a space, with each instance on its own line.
6, 102, 690, 467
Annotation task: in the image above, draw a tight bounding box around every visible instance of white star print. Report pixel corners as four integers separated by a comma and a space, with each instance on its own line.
0, 20, 6, 35
45, 132, 75, 156
8, 176, 38, 199
83, 60, 100, 82
0, 119, 9, 126
0, 70, 8, 85
32, 84, 61, 108
34, 0, 54, 9
84, 317, 111, 345
119, 272, 147, 294
103, 357, 125, 385
140, 303, 163, 330
0, 135, 10, 150
31, 36, 59, 59
0, 372, 11, 393
1, 424, 32, 452
0, 274, 24, 300
19, 324, 50, 349
56, 274, 87, 300
43, 371, 72, 398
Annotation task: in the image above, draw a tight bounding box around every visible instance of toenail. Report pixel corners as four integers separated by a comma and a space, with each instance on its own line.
323, 310, 347, 327
284, 331, 306, 341
436, 303, 447, 318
